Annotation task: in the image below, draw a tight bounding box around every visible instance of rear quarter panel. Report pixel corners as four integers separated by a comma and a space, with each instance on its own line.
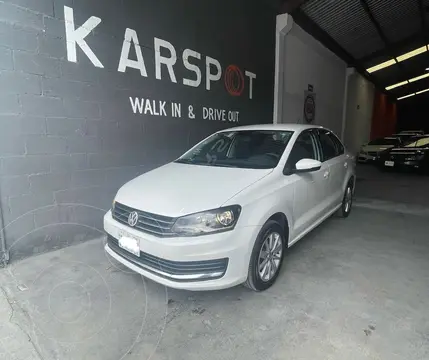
345, 151, 356, 193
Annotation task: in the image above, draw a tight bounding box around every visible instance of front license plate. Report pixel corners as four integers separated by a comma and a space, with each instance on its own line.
384, 161, 394, 167
118, 233, 140, 257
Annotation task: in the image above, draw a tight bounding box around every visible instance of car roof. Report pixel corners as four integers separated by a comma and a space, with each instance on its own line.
217, 123, 327, 133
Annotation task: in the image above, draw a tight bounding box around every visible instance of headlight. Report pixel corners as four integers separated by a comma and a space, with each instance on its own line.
112, 199, 116, 212
171, 205, 241, 236
416, 151, 425, 159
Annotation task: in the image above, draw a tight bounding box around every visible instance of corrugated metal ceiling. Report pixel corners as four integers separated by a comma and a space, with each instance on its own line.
301, 0, 385, 59
367, 0, 421, 45
291, 0, 429, 99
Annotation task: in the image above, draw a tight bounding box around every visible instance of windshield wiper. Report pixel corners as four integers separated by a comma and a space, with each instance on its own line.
175, 159, 240, 168
175, 158, 214, 166
175, 158, 194, 164
211, 163, 239, 168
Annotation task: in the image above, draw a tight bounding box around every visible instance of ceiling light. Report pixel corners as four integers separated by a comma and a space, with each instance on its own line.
366, 59, 396, 73
385, 72, 429, 91
386, 80, 408, 90
397, 85, 429, 100
409, 73, 429, 82
397, 93, 415, 100
416, 88, 429, 94
367, 45, 429, 73
396, 46, 427, 62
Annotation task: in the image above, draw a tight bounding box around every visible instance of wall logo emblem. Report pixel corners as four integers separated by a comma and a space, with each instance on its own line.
224, 65, 245, 96
303, 91, 316, 124
128, 211, 139, 227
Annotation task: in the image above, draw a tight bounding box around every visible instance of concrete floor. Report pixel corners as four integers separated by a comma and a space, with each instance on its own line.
1, 205, 429, 360
0, 164, 428, 360
355, 163, 429, 206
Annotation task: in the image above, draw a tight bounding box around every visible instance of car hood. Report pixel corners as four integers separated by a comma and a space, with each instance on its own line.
389, 146, 424, 153
115, 162, 273, 217
361, 144, 394, 152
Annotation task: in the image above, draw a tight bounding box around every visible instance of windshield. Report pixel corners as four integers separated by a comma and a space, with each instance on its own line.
404, 136, 429, 148
368, 138, 399, 146
176, 130, 294, 169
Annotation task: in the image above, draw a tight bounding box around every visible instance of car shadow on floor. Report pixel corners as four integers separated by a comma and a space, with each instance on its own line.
1, 207, 429, 360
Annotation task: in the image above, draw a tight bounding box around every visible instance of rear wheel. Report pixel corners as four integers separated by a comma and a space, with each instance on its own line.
337, 183, 353, 218
244, 221, 285, 292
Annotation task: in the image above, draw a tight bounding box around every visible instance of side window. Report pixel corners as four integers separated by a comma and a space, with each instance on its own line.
328, 133, 344, 155
287, 131, 318, 168
318, 131, 339, 161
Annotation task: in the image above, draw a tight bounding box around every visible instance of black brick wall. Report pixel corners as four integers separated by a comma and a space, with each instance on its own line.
0, 0, 276, 260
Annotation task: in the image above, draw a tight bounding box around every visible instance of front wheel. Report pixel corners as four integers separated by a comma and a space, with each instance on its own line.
244, 221, 285, 292
337, 183, 353, 218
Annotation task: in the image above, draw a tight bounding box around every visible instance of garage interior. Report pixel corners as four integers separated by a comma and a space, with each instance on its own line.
0, 0, 428, 359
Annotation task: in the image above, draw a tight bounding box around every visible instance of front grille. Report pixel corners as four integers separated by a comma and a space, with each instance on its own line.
106, 235, 228, 281
390, 150, 417, 162
390, 154, 406, 161
113, 202, 176, 237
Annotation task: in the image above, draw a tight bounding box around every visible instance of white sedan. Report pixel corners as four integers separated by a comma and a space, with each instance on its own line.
104, 124, 356, 291
358, 137, 401, 163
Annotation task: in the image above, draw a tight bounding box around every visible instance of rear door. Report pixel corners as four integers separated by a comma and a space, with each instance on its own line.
328, 132, 348, 193
315, 129, 347, 210
286, 129, 330, 240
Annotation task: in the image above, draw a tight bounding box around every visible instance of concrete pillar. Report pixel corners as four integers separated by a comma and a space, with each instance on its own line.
340, 67, 355, 142
273, 14, 293, 124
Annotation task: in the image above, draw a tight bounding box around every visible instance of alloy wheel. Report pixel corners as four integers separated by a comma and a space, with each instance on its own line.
344, 186, 352, 213
258, 231, 283, 282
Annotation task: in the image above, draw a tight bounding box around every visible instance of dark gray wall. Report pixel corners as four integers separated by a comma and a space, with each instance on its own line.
0, 0, 276, 261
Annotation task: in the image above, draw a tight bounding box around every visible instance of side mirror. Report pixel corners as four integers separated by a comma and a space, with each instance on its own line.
294, 158, 322, 173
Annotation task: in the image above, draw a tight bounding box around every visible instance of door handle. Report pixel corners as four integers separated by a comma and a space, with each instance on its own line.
323, 171, 330, 178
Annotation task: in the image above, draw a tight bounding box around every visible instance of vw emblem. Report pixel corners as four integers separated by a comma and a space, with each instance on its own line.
128, 211, 139, 227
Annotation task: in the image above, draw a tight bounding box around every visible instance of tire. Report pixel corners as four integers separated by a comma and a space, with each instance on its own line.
244, 220, 286, 292
337, 182, 353, 218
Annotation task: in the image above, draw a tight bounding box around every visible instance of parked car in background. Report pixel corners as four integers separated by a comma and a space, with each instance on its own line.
393, 130, 425, 143
392, 134, 416, 143
358, 136, 402, 163
104, 124, 356, 292
398, 130, 425, 135
377, 134, 429, 173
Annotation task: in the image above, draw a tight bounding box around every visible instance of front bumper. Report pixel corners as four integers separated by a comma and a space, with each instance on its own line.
103, 211, 261, 290
381, 159, 421, 169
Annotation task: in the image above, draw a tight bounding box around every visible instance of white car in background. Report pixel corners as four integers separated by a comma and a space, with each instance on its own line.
104, 124, 356, 291
358, 137, 401, 163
